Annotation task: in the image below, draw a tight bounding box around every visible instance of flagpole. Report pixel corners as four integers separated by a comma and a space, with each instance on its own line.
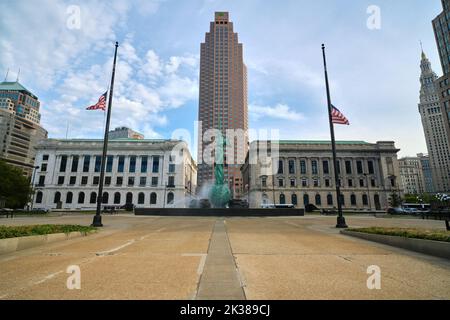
321, 44, 348, 228
92, 41, 119, 227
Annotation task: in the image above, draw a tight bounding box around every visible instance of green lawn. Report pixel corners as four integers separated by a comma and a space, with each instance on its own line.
347, 227, 450, 242
0, 224, 96, 239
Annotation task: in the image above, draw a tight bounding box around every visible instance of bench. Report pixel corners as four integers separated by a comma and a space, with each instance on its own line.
0, 209, 14, 218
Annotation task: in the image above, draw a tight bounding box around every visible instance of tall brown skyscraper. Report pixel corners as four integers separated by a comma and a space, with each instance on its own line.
197, 12, 248, 198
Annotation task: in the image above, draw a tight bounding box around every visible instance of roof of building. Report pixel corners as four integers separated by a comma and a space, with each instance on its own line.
270, 140, 371, 145
0, 81, 37, 99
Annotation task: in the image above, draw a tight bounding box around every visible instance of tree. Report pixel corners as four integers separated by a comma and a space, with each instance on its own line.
0, 160, 31, 209
388, 190, 402, 208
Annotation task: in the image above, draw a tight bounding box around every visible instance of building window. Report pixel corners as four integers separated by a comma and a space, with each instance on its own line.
129, 156, 136, 173
325, 179, 330, 187
69, 176, 76, 185
327, 194, 333, 205
167, 192, 174, 204
280, 194, 285, 204
277, 160, 284, 174
345, 161, 352, 174
278, 178, 284, 187
43, 154, 49, 161
261, 177, 267, 187
362, 194, 368, 205
336, 160, 341, 175
118, 156, 125, 172
57, 176, 64, 185
348, 179, 353, 187
368, 160, 374, 174
303, 194, 309, 206
151, 177, 158, 187
81, 176, 88, 185
126, 192, 133, 204
152, 156, 160, 173
36, 191, 43, 203
93, 176, 99, 185
78, 192, 85, 204
94, 156, 102, 172
313, 179, 319, 187
116, 177, 123, 186
141, 156, 148, 173
312, 160, 318, 175
356, 161, 363, 174
102, 192, 109, 204
83, 155, 90, 172
290, 178, 296, 187
371, 179, 376, 187
114, 192, 121, 204
59, 155, 67, 172
138, 192, 145, 204
128, 177, 135, 186
300, 160, 306, 174
288, 160, 295, 174
315, 194, 321, 206
105, 177, 111, 185
150, 193, 157, 204
51, 192, 62, 206
351, 194, 357, 206
323, 160, 329, 175
291, 194, 297, 206
90, 192, 97, 204
302, 179, 307, 187
40, 163, 47, 172
71, 156, 79, 172
168, 176, 175, 187
169, 164, 175, 173
106, 156, 113, 173
359, 179, 364, 187
140, 177, 146, 186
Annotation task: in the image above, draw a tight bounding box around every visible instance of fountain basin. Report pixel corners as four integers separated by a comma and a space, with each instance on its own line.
134, 207, 304, 217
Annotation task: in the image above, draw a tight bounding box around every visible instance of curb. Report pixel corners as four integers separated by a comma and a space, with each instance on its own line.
0, 231, 93, 255
340, 230, 450, 260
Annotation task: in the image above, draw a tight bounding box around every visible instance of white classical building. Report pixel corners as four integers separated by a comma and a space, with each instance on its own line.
32, 139, 197, 210
241, 140, 403, 210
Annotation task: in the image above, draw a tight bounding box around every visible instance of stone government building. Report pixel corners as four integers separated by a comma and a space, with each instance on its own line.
32, 139, 197, 210
242, 140, 402, 210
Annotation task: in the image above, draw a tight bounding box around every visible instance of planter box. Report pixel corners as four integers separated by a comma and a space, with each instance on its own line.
0, 231, 92, 255
341, 230, 450, 260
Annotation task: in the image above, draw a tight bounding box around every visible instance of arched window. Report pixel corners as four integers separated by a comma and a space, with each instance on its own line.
54, 192, 61, 204
167, 192, 174, 204
90, 192, 97, 204
78, 192, 85, 204
362, 194, 368, 206
150, 192, 157, 204
102, 192, 109, 204
126, 192, 133, 204
138, 192, 145, 204
327, 194, 333, 206
114, 192, 121, 204
374, 194, 381, 210
339, 194, 345, 206
351, 194, 357, 206
303, 194, 309, 206
291, 194, 297, 206
36, 191, 43, 204
66, 192, 73, 204
279, 194, 285, 204
315, 194, 321, 206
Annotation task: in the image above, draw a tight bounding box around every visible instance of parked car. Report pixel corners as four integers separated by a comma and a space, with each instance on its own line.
387, 207, 406, 215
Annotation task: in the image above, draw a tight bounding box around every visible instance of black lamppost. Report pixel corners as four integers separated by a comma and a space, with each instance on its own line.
30, 165, 40, 211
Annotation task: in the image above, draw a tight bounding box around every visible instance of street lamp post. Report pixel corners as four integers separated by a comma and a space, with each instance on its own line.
30, 165, 40, 211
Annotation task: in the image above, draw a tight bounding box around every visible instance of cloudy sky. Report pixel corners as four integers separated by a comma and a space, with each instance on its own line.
0, 0, 444, 158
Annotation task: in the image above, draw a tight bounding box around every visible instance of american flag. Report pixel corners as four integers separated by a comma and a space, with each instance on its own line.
86, 91, 107, 111
331, 104, 349, 125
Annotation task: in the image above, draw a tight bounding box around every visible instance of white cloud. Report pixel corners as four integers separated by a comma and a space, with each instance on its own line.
249, 103, 304, 121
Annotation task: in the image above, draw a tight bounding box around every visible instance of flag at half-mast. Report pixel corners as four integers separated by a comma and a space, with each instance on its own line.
86, 91, 107, 111
331, 104, 350, 125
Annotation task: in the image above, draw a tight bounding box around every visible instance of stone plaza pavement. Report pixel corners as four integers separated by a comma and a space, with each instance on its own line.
0, 214, 449, 300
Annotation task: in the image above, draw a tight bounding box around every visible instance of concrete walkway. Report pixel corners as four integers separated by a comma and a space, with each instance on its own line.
0, 215, 449, 299
196, 220, 245, 300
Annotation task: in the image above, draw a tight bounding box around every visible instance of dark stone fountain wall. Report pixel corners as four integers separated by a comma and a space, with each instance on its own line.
134, 208, 304, 217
